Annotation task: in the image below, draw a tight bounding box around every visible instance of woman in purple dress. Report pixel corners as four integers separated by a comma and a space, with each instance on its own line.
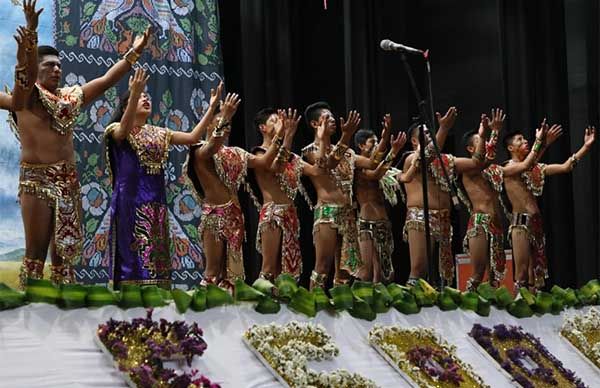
105, 69, 222, 288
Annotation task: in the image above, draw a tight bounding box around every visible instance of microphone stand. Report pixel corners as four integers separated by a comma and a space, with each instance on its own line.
399, 52, 459, 289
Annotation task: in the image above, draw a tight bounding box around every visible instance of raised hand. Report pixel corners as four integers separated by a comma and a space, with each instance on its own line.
584, 126, 596, 148
23, 0, 43, 31
132, 26, 152, 54
381, 113, 392, 140
220, 92, 241, 121
390, 132, 407, 153
208, 81, 223, 110
489, 108, 505, 133
317, 114, 332, 141
128, 69, 149, 100
14, 26, 28, 64
535, 118, 548, 140
478, 114, 490, 137
340, 110, 361, 135
436, 106, 458, 130
282, 107, 301, 137
545, 124, 563, 146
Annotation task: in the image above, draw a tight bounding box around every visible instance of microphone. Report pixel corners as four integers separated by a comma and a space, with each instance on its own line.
380, 39, 425, 56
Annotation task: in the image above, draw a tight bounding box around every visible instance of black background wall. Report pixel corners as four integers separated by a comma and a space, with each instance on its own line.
217, 0, 599, 288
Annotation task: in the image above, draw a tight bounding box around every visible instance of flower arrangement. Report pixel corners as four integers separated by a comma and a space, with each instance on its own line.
96, 309, 220, 388
560, 307, 600, 370
368, 325, 487, 387
469, 323, 587, 388
243, 321, 377, 387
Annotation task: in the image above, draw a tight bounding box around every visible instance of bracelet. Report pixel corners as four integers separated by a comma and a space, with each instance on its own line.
382, 150, 396, 166
276, 147, 291, 163
569, 154, 579, 166
23, 28, 37, 52
485, 139, 497, 161
331, 143, 348, 161
212, 128, 226, 138
532, 138, 543, 153
272, 134, 283, 148
371, 151, 385, 164
472, 151, 485, 162
14, 64, 29, 88
123, 48, 141, 66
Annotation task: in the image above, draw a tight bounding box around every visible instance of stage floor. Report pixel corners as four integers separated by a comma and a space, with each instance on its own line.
0, 303, 598, 387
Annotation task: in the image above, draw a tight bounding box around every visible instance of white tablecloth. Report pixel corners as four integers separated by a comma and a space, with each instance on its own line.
0, 303, 597, 387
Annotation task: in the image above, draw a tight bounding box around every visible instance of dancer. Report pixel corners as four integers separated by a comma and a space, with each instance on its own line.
503, 121, 595, 291
302, 102, 399, 288
251, 108, 323, 282
104, 69, 222, 288
402, 108, 490, 285
10, 1, 151, 288
185, 94, 284, 291
353, 114, 413, 283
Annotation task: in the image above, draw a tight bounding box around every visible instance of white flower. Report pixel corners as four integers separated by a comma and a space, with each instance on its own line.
166, 109, 190, 132
190, 87, 210, 121
89, 100, 114, 132
81, 182, 108, 216
170, 0, 194, 16
65, 73, 86, 87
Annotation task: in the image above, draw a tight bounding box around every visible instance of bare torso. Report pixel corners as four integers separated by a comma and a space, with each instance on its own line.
355, 172, 387, 220
504, 174, 540, 214
192, 148, 236, 205
462, 171, 500, 216
403, 155, 451, 210
304, 149, 351, 206
16, 98, 76, 164
253, 149, 293, 205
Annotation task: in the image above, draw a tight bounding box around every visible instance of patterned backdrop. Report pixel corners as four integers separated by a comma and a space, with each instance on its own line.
55, 0, 224, 288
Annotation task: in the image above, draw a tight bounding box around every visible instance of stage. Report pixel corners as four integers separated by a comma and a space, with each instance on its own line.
0, 302, 597, 387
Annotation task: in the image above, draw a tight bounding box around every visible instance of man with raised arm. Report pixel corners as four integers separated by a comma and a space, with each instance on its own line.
185, 94, 284, 292
460, 110, 553, 291
402, 107, 491, 286
10, 1, 151, 288
353, 114, 411, 283
251, 108, 325, 282
302, 102, 397, 288
503, 122, 595, 292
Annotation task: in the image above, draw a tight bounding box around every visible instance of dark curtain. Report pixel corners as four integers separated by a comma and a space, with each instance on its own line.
218, 0, 599, 288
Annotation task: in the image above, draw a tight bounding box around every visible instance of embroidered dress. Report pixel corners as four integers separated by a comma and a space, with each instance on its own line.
256, 202, 302, 277
105, 123, 173, 288
403, 207, 454, 282
463, 213, 506, 284
358, 218, 394, 281
18, 160, 82, 286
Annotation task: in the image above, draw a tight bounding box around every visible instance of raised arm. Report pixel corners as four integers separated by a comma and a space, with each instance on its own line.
455, 115, 488, 173
370, 114, 392, 163
434, 106, 458, 150
545, 126, 595, 176
322, 110, 361, 169
81, 27, 151, 105
270, 108, 301, 171
484, 108, 505, 164
356, 131, 407, 172
110, 69, 149, 142
195, 92, 241, 160
171, 82, 223, 145
536, 122, 563, 161
396, 149, 420, 183
503, 122, 546, 177
249, 114, 285, 170
11, 1, 43, 110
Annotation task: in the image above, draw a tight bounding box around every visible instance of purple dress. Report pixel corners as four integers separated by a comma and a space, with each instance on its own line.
105, 123, 173, 288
